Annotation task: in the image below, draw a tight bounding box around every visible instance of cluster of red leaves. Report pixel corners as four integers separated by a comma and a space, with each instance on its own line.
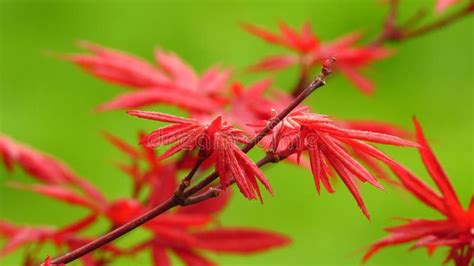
128, 110, 272, 201
363, 119, 473, 265
65, 40, 420, 218
2, 1, 471, 264
249, 106, 417, 218
1, 39, 418, 264
65, 41, 231, 114
0, 134, 107, 210
0, 134, 290, 265
241, 22, 391, 95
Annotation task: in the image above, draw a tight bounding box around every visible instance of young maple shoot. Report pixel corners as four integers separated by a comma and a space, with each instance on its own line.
0, 1, 472, 266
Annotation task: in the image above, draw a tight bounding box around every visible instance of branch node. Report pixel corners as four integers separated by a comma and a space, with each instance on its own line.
210, 187, 222, 198
173, 192, 187, 206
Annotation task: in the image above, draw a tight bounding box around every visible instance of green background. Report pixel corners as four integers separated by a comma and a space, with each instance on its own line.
0, 0, 472, 265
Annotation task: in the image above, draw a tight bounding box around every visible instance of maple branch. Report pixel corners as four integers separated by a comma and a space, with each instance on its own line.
183, 144, 296, 206
371, 0, 473, 46
51, 58, 335, 265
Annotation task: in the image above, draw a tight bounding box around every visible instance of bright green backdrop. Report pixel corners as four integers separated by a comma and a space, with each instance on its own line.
0, 0, 472, 265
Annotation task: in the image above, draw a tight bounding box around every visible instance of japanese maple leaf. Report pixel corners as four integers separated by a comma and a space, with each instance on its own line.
242, 91, 412, 184
0, 134, 107, 210
225, 79, 276, 131
242, 21, 390, 94
1, 132, 290, 266
103, 131, 180, 202
128, 110, 272, 201
336, 120, 413, 184
436, 0, 460, 13
363, 118, 473, 266
64, 42, 231, 113
105, 185, 289, 266
0, 214, 116, 265
129, 224, 290, 266
251, 107, 417, 218
148, 227, 290, 266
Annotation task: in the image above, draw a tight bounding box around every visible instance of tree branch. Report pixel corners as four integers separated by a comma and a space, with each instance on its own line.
50, 58, 335, 265
183, 143, 297, 206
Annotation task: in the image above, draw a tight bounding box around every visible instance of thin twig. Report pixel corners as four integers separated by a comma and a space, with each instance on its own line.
400, 2, 473, 40
370, 1, 473, 45
176, 154, 206, 197
50, 58, 336, 265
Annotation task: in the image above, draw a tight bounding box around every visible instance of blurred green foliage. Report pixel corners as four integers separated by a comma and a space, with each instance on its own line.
0, 0, 472, 265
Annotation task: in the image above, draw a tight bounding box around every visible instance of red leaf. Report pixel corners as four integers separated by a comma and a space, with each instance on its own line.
240, 22, 282, 45
105, 199, 142, 225
155, 48, 198, 89
326, 154, 371, 219
436, 0, 460, 13
363, 232, 424, 262
413, 118, 463, 218
389, 163, 447, 214
241, 21, 391, 94
151, 226, 199, 249
127, 110, 195, 124
0, 227, 52, 256
338, 65, 374, 95
247, 55, 297, 72
41, 256, 51, 266
340, 120, 413, 139
103, 132, 141, 159
215, 136, 272, 201
172, 248, 216, 266
55, 214, 98, 237
200, 65, 232, 94
300, 22, 319, 51
278, 21, 304, 50
147, 167, 178, 206
66, 41, 169, 88
325, 31, 363, 51
148, 213, 213, 228
0, 220, 17, 237
193, 228, 291, 254
0, 135, 106, 205
10, 183, 101, 211
151, 245, 171, 266
96, 89, 219, 113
